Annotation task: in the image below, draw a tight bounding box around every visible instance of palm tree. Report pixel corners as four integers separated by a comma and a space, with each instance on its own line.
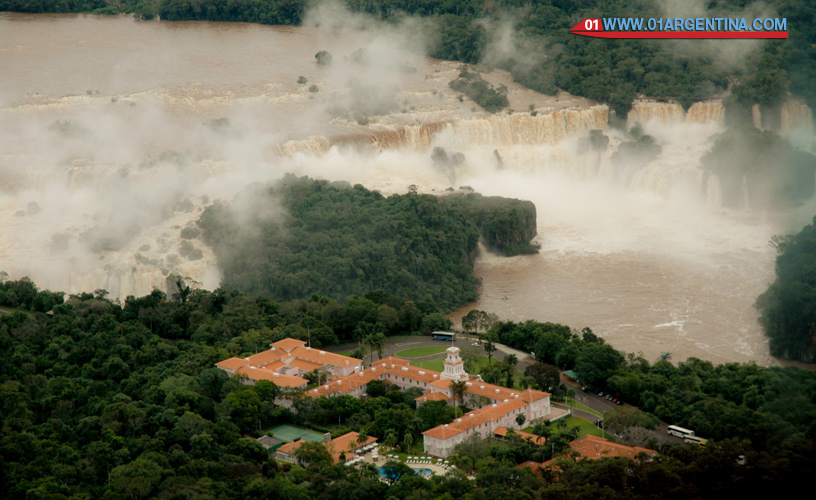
383, 430, 398, 452
482, 332, 498, 362
515, 413, 526, 428
532, 421, 552, 446
408, 417, 423, 439
504, 353, 518, 388
357, 430, 368, 449
358, 462, 378, 478
403, 432, 413, 452
364, 331, 386, 364
449, 379, 467, 409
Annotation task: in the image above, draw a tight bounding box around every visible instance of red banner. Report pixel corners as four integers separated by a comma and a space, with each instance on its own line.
569, 19, 788, 39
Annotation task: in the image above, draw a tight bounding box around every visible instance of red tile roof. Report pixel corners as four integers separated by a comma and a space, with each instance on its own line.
271, 338, 307, 351
379, 356, 410, 365
247, 349, 284, 367
430, 380, 548, 404
278, 432, 377, 464
422, 423, 465, 440
215, 357, 249, 370
289, 358, 325, 373
235, 366, 308, 388
306, 367, 381, 398
380, 362, 441, 384
291, 346, 361, 368
568, 435, 656, 460
262, 360, 287, 373
416, 392, 450, 403
493, 426, 546, 445
325, 432, 378, 463
518, 460, 544, 476
422, 399, 529, 439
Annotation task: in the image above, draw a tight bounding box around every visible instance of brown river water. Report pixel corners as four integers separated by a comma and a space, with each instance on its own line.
2, 13, 814, 366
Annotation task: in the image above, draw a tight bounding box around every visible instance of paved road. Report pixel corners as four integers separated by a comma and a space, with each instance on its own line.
569, 384, 619, 414
564, 382, 687, 445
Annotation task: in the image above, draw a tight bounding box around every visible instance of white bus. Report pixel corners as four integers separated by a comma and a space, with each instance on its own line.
431, 331, 457, 341
667, 425, 695, 438
684, 435, 707, 446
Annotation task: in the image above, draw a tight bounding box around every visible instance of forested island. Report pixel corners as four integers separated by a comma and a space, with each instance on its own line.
757, 216, 816, 363
1, 277, 815, 499
198, 175, 537, 311
2, 0, 813, 116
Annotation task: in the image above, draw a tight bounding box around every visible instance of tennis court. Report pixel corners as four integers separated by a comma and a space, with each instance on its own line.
269, 424, 325, 443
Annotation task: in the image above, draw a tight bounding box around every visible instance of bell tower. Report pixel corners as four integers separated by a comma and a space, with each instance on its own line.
440, 346, 468, 381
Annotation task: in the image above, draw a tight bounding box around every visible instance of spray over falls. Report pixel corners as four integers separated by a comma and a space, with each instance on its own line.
2, 15, 815, 365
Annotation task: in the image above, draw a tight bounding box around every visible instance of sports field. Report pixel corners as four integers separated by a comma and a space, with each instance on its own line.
269, 424, 325, 443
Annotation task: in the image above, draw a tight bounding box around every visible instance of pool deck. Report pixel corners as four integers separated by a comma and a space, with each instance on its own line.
355, 448, 473, 479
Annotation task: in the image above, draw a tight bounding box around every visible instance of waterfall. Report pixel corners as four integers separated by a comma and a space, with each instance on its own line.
752, 104, 763, 129
271, 105, 609, 157
627, 99, 724, 126
686, 101, 725, 124
780, 100, 814, 135
275, 136, 333, 157
628, 101, 685, 124
445, 106, 609, 147
749, 99, 813, 135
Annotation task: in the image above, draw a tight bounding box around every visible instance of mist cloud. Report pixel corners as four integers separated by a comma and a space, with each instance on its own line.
653, 0, 775, 70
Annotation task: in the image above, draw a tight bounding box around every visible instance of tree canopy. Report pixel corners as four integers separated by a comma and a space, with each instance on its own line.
757, 215, 816, 362
198, 175, 537, 312
0, 277, 815, 498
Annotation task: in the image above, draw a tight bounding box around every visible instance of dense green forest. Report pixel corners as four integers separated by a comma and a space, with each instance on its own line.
197, 175, 537, 311
1, 278, 814, 499
487, 319, 816, 451
3, 0, 813, 117
756, 216, 816, 363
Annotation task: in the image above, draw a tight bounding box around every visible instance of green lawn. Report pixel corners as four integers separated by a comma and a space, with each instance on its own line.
556, 398, 603, 418
410, 355, 498, 377
410, 358, 445, 371
381, 439, 436, 464
526, 417, 615, 440
467, 356, 495, 376
395, 346, 450, 358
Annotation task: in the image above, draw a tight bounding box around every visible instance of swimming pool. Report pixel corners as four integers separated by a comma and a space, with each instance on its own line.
378, 467, 433, 478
